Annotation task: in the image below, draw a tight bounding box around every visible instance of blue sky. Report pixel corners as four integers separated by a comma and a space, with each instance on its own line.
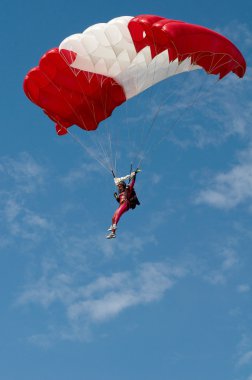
1, 1, 252, 379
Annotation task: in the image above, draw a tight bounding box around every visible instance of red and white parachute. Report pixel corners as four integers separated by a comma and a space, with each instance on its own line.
23, 15, 246, 138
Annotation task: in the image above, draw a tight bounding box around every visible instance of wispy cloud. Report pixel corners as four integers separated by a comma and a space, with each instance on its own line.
237, 284, 250, 293
238, 350, 252, 367
67, 262, 186, 322
0, 153, 52, 244
16, 260, 187, 344
203, 247, 239, 285
195, 146, 252, 209
61, 161, 104, 187
235, 333, 252, 377
0, 152, 46, 194
16, 231, 244, 346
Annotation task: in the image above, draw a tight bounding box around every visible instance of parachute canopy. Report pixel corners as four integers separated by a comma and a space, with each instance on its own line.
23, 15, 246, 135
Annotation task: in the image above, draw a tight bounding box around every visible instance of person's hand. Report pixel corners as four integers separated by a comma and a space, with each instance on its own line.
114, 192, 120, 203
114, 177, 119, 185
132, 168, 141, 176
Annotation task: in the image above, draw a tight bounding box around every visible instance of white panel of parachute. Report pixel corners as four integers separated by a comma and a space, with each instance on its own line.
59, 16, 201, 100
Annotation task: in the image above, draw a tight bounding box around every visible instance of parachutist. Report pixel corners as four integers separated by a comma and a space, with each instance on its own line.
106, 170, 140, 239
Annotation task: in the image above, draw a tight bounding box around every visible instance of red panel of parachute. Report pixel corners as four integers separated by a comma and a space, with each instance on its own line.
128, 15, 246, 79
23, 48, 126, 134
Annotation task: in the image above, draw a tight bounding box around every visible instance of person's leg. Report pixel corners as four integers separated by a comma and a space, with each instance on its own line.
112, 202, 129, 227
107, 202, 129, 238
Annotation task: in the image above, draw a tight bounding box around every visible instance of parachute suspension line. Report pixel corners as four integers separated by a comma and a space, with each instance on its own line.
105, 82, 117, 173
213, 58, 235, 74
134, 45, 190, 168
110, 107, 118, 178
89, 99, 114, 171
75, 71, 116, 172
131, 57, 147, 166
138, 78, 206, 168
207, 52, 232, 74
134, 43, 222, 169
137, 74, 219, 169
111, 169, 116, 178
123, 33, 158, 171
135, 98, 173, 170
73, 71, 117, 172
107, 120, 115, 173
113, 105, 120, 177
98, 76, 116, 173
63, 125, 112, 173
123, 28, 162, 173
41, 70, 89, 131
113, 54, 144, 175
126, 53, 144, 170
117, 52, 139, 173
92, 102, 113, 169
97, 75, 110, 167
131, 33, 186, 168
41, 68, 113, 171
136, 96, 167, 165
125, 89, 132, 170
133, 29, 160, 165
78, 72, 114, 172
128, 163, 133, 183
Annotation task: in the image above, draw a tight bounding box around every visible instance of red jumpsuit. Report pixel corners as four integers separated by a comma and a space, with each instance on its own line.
112, 176, 135, 226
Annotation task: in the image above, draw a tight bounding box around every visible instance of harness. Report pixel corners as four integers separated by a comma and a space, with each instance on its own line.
112, 168, 140, 209
115, 186, 140, 209
126, 186, 140, 209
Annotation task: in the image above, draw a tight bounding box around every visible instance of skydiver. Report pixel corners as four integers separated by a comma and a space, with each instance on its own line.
106, 169, 141, 239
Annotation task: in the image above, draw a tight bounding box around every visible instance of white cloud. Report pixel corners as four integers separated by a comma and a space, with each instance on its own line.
61, 161, 103, 187
68, 262, 186, 322
235, 333, 252, 374
203, 247, 239, 286
1, 196, 52, 242
0, 152, 45, 194
237, 284, 250, 293
238, 351, 252, 366
17, 260, 187, 342
4, 198, 22, 223
150, 173, 162, 185
221, 248, 239, 270
205, 271, 226, 286
195, 146, 252, 209
142, 70, 252, 153
23, 211, 51, 229
0, 153, 54, 246
18, 271, 74, 308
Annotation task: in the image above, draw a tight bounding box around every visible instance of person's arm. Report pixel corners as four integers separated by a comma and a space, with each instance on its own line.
114, 192, 120, 203
128, 173, 136, 192
128, 168, 141, 191
114, 169, 141, 186
114, 173, 131, 186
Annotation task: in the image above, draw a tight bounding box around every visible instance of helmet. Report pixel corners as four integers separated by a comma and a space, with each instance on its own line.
118, 181, 126, 188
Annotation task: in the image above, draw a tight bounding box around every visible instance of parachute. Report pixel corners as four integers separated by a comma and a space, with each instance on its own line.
23, 15, 246, 172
